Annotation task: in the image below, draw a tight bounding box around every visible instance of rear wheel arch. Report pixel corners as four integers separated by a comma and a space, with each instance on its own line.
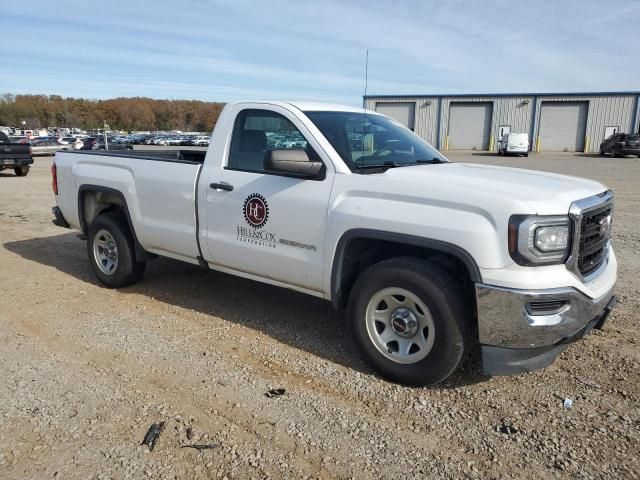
87, 211, 146, 287
330, 229, 481, 310
78, 185, 154, 261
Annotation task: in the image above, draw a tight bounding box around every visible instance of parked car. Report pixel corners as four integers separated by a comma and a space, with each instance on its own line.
155, 136, 183, 146
0, 131, 33, 176
78, 137, 133, 151
498, 133, 529, 156
191, 135, 210, 146
30, 138, 72, 156
599, 133, 640, 157
51, 100, 616, 386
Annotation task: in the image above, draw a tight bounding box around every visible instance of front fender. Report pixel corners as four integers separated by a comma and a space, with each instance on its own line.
323, 182, 523, 303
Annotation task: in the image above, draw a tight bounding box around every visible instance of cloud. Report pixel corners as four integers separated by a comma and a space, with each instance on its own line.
1, 0, 639, 103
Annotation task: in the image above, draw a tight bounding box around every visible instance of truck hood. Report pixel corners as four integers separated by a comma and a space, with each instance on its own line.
384, 162, 607, 214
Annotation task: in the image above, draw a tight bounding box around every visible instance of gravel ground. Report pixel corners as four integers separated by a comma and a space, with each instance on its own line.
0, 152, 638, 479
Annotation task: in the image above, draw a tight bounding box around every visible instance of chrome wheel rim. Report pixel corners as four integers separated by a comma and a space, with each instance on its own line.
365, 287, 435, 364
93, 229, 118, 275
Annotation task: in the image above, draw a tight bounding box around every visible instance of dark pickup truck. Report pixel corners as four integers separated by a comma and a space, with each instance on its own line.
0, 132, 33, 176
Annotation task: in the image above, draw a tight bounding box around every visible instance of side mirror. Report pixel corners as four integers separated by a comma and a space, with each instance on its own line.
264, 149, 323, 178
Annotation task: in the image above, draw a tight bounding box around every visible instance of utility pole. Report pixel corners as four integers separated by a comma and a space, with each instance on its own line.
104, 121, 110, 151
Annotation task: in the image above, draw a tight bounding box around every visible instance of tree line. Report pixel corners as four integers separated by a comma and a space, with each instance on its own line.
0, 94, 226, 132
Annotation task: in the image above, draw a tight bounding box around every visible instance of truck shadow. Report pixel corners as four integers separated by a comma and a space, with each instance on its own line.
4, 233, 487, 388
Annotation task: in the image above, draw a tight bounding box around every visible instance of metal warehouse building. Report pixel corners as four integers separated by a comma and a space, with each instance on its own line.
364, 92, 640, 153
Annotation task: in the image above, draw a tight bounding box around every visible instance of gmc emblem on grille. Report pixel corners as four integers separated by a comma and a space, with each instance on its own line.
599, 215, 611, 235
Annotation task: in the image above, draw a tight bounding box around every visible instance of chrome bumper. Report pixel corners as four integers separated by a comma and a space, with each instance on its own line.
476, 283, 615, 375
476, 283, 615, 348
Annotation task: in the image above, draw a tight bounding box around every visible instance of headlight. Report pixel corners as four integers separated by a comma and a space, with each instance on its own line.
534, 225, 569, 252
509, 215, 571, 265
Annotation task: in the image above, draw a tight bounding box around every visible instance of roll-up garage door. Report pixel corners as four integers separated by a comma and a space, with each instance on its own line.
538, 101, 588, 152
375, 102, 415, 130
448, 102, 493, 150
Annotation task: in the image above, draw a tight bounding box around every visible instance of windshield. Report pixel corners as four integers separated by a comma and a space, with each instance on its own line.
509, 134, 528, 141
305, 111, 447, 172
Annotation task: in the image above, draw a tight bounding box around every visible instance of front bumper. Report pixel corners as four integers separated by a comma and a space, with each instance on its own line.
476, 283, 615, 375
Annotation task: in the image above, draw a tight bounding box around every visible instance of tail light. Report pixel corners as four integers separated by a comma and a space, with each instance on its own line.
51, 163, 58, 195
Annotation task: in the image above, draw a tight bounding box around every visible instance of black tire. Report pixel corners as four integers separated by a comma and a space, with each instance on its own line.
87, 211, 145, 288
524, 153, 529, 157
348, 257, 471, 386
14, 167, 29, 176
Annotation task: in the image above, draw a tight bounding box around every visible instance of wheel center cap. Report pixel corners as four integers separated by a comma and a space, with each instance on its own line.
390, 308, 418, 337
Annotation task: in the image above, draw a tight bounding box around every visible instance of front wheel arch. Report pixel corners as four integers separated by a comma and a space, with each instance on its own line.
330, 229, 481, 310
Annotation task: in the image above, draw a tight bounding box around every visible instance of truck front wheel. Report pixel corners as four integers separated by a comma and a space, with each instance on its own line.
87, 212, 145, 288
349, 257, 470, 385
14, 167, 29, 176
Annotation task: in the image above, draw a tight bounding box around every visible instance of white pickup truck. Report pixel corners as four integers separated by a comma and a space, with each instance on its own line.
51, 101, 616, 385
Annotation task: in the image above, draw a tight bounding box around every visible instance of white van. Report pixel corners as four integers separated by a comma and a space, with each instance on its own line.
498, 133, 529, 156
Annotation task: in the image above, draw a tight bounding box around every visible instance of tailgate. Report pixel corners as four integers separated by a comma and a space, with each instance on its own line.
0, 132, 32, 160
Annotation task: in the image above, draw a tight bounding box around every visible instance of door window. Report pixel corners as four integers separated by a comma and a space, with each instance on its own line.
604, 126, 619, 140
498, 125, 511, 140
227, 109, 316, 173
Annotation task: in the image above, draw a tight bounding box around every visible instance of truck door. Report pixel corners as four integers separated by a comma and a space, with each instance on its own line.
202, 105, 334, 293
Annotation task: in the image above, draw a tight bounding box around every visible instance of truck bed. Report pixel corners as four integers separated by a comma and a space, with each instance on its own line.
63, 149, 207, 164
54, 148, 204, 264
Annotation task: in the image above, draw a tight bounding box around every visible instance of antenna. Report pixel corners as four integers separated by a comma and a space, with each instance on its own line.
361, 49, 369, 160
363, 49, 369, 107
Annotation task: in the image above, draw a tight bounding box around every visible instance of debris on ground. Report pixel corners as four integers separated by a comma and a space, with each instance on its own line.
563, 398, 573, 409
576, 376, 600, 389
497, 418, 519, 434
181, 444, 220, 451
186, 426, 193, 440
141, 422, 165, 451
265, 388, 286, 398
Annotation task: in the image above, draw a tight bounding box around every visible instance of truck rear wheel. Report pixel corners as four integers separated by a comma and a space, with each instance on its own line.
14, 167, 29, 176
87, 212, 145, 288
348, 257, 470, 385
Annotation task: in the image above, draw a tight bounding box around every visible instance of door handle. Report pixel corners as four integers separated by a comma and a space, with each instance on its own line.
210, 182, 234, 191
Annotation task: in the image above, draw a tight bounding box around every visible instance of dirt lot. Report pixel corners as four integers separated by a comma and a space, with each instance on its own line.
0, 152, 638, 479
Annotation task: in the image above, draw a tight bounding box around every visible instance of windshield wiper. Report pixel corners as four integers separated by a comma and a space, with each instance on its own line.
354, 157, 446, 171
413, 157, 446, 164
354, 160, 404, 169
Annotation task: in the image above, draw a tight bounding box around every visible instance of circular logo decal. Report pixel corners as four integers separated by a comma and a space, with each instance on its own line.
243, 193, 269, 228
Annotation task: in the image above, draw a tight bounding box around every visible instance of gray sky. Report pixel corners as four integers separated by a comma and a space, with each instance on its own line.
2, 0, 639, 104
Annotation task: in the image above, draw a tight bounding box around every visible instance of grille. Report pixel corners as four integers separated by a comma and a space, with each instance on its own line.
577, 204, 612, 276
